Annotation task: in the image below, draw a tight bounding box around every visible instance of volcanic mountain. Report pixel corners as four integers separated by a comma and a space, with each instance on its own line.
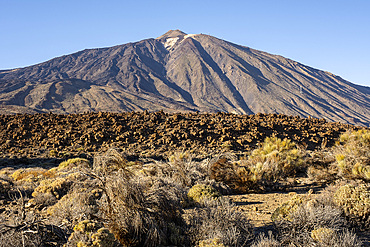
0, 30, 369, 126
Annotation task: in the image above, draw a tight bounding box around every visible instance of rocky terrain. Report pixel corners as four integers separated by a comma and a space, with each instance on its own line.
0, 112, 363, 167
0, 30, 369, 126
0, 112, 369, 246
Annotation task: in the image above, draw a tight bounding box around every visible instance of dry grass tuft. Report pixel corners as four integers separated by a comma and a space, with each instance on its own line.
185, 198, 253, 247
251, 232, 280, 247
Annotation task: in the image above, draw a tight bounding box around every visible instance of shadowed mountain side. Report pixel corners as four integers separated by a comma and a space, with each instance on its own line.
0, 30, 369, 126
188, 34, 370, 125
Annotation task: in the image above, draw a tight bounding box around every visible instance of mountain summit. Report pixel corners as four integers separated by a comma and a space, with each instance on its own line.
0, 30, 369, 126
157, 29, 187, 39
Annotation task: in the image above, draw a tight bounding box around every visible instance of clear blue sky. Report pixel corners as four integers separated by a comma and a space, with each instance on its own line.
1, 0, 370, 86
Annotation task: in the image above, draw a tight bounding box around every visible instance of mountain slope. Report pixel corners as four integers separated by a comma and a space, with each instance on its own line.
0, 30, 369, 126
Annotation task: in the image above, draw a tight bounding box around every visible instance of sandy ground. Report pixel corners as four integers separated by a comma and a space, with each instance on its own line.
227, 192, 294, 227
227, 188, 370, 246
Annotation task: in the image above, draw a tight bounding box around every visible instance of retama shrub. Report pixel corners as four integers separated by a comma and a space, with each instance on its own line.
334, 129, 370, 180
187, 184, 221, 204
333, 184, 370, 228
65, 220, 119, 247
247, 137, 305, 182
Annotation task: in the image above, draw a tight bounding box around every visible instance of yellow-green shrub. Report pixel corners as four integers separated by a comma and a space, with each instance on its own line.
272, 191, 313, 221
310, 227, 336, 243
66, 220, 118, 247
334, 129, 370, 180
74, 220, 100, 234
58, 158, 91, 170
333, 184, 370, 218
49, 149, 58, 157
11, 168, 55, 182
32, 177, 73, 199
198, 238, 225, 247
90, 228, 117, 247
246, 137, 305, 182
187, 184, 221, 204
339, 129, 370, 144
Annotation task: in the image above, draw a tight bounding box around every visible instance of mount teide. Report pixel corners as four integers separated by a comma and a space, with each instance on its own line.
0, 30, 369, 126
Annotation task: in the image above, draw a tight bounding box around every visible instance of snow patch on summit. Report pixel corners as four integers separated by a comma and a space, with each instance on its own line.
164, 37, 179, 50
184, 34, 197, 39
162, 34, 200, 50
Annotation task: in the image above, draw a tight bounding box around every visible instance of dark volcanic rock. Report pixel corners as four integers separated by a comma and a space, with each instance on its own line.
0, 30, 369, 126
0, 112, 364, 163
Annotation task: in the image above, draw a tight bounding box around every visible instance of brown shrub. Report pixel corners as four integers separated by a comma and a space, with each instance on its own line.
90, 149, 187, 247
210, 156, 254, 193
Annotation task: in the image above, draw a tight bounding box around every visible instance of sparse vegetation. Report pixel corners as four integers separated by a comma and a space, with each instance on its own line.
270, 188, 363, 246
210, 137, 306, 192
0, 113, 369, 246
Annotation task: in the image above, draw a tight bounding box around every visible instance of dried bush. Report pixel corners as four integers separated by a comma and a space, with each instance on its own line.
210, 138, 306, 193
209, 155, 253, 193
304, 149, 338, 184
92, 148, 132, 177
153, 151, 208, 187
0, 190, 67, 247
271, 190, 361, 246
28, 192, 57, 209
0, 177, 11, 199
310, 228, 362, 247
307, 165, 337, 183
333, 129, 370, 180
0, 223, 67, 247
91, 149, 187, 247
0, 230, 43, 247
185, 198, 253, 247
333, 184, 370, 229
103, 176, 186, 246
251, 232, 280, 247
46, 187, 101, 227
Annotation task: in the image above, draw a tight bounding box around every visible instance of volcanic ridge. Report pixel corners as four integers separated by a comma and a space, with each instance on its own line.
0, 30, 369, 126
